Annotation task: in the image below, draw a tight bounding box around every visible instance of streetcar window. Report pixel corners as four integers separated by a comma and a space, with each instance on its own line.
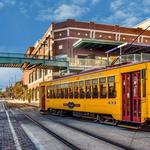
59, 85, 62, 98
64, 83, 68, 98
69, 83, 73, 98
53, 85, 56, 98
100, 77, 107, 98
92, 79, 98, 98
56, 85, 60, 98
141, 69, 146, 97
74, 82, 79, 98
108, 76, 116, 98
86, 80, 91, 98
60, 84, 65, 98
47, 86, 52, 98
50, 86, 53, 98
79, 81, 85, 98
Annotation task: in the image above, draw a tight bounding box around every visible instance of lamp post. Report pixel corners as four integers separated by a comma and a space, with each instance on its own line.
42, 40, 47, 82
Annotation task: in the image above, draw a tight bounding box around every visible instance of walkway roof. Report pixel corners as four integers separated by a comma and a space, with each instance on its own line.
106, 42, 150, 54
72, 38, 124, 50
0, 52, 68, 70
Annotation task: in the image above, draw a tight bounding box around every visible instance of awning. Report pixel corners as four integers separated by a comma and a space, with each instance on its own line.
106, 42, 150, 55
72, 38, 124, 50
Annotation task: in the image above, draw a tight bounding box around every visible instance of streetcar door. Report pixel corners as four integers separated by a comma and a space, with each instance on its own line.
122, 73, 131, 121
132, 72, 141, 122
122, 72, 141, 122
40, 86, 46, 111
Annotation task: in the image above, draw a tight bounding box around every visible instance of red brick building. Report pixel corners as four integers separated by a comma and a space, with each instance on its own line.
22, 19, 150, 103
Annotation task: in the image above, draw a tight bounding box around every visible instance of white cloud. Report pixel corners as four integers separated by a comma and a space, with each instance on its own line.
142, 0, 150, 5
110, 0, 125, 11
71, 0, 100, 5
0, 0, 16, 9
99, 0, 149, 27
105, 9, 140, 26
18, 2, 28, 16
37, 4, 89, 21
0, 2, 5, 9
0, 68, 22, 89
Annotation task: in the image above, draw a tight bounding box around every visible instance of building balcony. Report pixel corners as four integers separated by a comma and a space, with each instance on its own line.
69, 57, 108, 70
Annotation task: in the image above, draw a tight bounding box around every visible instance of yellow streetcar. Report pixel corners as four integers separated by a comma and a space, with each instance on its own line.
40, 60, 150, 128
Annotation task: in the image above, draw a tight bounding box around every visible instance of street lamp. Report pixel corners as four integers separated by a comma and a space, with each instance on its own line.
42, 40, 48, 82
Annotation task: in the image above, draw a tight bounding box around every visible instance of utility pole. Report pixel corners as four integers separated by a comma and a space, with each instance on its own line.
42, 40, 47, 82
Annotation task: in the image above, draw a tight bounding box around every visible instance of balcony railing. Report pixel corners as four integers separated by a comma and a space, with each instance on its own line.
69, 58, 108, 68
116, 53, 150, 64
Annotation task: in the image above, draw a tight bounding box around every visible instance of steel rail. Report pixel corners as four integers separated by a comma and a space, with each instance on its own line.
6, 102, 136, 150
18, 111, 81, 150
47, 115, 136, 150
5, 102, 81, 150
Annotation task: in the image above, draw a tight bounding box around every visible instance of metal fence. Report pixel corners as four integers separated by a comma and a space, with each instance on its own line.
69, 58, 108, 68
0, 52, 52, 60
117, 53, 150, 64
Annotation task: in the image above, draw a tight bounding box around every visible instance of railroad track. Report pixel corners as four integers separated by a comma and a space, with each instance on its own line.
2, 101, 37, 150
45, 115, 135, 150
6, 102, 137, 150
22, 113, 81, 150
9, 102, 150, 132
5, 102, 81, 150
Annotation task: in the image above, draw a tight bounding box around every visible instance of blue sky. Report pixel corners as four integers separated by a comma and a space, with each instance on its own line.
0, 0, 149, 89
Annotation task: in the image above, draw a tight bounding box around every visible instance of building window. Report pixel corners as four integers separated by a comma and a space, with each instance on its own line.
32, 72, 34, 82
45, 69, 48, 75
85, 80, 91, 98
92, 79, 98, 98
29, 74, 31, 83
58, 44, 63, 50
39, 69, 42, 78
108, 76, 116, 98
79, 81, 85, 98
35, 70, 37, 81
100, 77, 107, 98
